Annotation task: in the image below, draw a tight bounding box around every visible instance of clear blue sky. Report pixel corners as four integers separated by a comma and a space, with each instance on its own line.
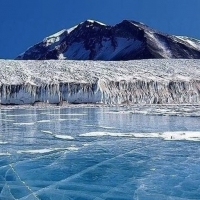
1, 0, 200, 59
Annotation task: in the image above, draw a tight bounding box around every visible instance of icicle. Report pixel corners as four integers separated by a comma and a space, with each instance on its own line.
1, 78, 200, 105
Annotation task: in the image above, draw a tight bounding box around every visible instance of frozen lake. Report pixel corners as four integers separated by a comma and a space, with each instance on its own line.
0, 105, 200, 200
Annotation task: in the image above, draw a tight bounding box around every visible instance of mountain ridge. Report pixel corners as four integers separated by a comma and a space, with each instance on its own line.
16, 19, 200, 60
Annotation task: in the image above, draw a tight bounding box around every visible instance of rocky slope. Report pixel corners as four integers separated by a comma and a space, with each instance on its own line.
16, 20, 200, 60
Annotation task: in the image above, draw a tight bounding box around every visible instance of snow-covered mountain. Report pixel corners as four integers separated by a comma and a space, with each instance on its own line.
1, 59, 200, 105
16, 20, 200, 60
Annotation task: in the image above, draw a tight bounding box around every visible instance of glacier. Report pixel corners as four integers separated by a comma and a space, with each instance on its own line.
1, 59, 200, 105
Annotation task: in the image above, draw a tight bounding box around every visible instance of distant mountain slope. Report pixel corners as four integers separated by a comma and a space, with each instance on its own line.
16, 19, 200, 60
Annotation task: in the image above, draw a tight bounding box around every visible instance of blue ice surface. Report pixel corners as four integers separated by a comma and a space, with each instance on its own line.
0, 106, 200, 200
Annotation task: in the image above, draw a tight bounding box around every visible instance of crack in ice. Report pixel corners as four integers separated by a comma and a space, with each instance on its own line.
20, 142, 161, 199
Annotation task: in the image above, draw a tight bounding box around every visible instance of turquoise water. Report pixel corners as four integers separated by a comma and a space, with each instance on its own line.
0, 106, 200, 200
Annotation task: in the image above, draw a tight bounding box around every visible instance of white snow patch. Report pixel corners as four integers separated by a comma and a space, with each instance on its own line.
0, 152, 11, 156
83, 143, 90, 146
133, 131, 200, 142
67, 25, 78, 33
66, 146, 79, 151
13, 122, 34, 126
58, 53, 66, 60
41, 113, 86, 116
46, 29, 66, 39
41, 130, 53, 135
127, 104, 200, 117
44, 29, 66, 47
7, 114, 35, 117
0, 119, 15, 122
41, 130, 74, 140
79, 132, 133, 137
79, 131, 200, 142
53, 135, 74, 140
86, 19, 106, 26
17, 149, 54, 154
176, 36, 200, 51
0, 142, 8, 145
37, 120, 51, 123
98, 126, 115, 129
17, 146, 78, 154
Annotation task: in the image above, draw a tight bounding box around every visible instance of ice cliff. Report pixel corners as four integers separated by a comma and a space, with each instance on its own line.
1, 59, 200, 105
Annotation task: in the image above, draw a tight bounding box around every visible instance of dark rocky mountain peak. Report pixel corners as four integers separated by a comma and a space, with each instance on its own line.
16, 19, 200, 60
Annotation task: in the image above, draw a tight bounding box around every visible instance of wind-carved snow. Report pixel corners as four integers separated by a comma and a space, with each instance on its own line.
45, 29, 66, 40
146, 32, 172, 58
44, 29, 67, 47
1, 59, 200, 105
176, 36, 200, 51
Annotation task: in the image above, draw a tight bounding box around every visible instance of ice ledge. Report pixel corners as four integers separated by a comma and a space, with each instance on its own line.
0, 59, 200, 105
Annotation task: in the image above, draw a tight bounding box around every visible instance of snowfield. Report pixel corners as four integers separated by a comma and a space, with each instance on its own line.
0, 59, 200, 105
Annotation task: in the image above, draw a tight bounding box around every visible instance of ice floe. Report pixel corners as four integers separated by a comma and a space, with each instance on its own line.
41, 130, 74, 140
79, 131, 200, 142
